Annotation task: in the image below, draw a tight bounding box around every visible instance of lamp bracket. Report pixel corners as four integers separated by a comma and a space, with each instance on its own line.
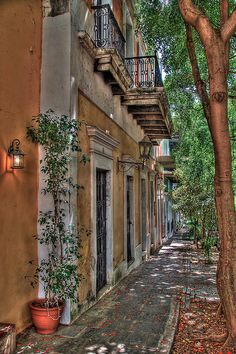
117, 158, 144, 173
8, 139, 21, 155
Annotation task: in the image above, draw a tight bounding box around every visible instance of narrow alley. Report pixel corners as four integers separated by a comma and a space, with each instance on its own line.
1, 1, 236, 353
17, 233, 218, 354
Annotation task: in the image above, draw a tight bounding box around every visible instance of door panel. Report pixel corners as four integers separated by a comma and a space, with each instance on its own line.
150, 181, 154, 244
96, 169, 107, 292
141, 179, 146, 251
127, 176, 133, 263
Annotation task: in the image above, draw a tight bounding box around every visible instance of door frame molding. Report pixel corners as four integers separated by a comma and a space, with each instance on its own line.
140, 170, 148, 254
96, 169, 108, 292
123, 157, 135, 265
87, 126, 119, 296
149, 175, 156, 249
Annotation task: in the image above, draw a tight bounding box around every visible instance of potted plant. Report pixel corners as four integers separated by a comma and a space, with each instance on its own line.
26, 110, 88, 334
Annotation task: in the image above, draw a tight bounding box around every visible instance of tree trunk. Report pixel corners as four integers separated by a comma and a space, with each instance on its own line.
185, 23, 211, 124
193, 223, 197, 245
201, 222, 205, 239
178, 0, 236, 345
206, 36, 236, 346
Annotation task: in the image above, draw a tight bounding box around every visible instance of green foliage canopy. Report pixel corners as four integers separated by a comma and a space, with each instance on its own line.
136, 0, 236, 228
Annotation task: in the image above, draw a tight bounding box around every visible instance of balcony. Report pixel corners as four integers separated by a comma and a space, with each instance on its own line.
122, 54, 171, 144
78, 4, 132, 94
157, 155, 175, 169
93, 4, 125, 59
78, 3, 172, 141
157, 137, 179, 182
157, 156, 177, 182
125, 54, 163, 88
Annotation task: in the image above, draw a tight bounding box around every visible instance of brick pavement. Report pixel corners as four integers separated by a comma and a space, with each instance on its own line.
17, 234, 218, 354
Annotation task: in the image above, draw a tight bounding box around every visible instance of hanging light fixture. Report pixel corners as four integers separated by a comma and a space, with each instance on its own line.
139, 135, 153, 161
8, 139, 25, 169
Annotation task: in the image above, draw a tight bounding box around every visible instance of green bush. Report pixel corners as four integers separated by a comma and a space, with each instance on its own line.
201, 236, 217, 262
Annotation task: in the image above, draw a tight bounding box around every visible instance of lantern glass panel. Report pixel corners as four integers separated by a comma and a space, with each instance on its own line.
139, 144, 145, 158
139, 136, 153, 160
144, 145, 150, 158
12, 153, 24, 169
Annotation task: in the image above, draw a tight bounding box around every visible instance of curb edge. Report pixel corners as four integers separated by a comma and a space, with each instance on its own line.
157, 298, 180, 354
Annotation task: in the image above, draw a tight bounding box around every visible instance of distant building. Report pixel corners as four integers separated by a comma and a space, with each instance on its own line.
157, 138, 178, 239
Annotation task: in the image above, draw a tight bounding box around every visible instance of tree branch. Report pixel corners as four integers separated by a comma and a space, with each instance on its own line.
185, 23, 211, 125
221, 8, 236, 42
178, 0, 215, 46
220, 0, 229, 71
220, 0, 229, 27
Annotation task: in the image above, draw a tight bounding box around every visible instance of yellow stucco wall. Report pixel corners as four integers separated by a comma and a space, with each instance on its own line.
0, 0, 41, 332
77, 92, 142, 303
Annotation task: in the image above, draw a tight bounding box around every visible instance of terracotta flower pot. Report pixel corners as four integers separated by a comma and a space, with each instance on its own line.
29, 299, 64, 335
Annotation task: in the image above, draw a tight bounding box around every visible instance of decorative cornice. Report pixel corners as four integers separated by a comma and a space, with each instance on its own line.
87, 126, 120, 157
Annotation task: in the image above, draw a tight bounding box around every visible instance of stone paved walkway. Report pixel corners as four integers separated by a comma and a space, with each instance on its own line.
17, 234, 218, 354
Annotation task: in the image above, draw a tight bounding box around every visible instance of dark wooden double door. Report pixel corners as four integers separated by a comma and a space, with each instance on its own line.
96, 169, 107, 292
96, 171, 134, 291
127, 176, 134, 263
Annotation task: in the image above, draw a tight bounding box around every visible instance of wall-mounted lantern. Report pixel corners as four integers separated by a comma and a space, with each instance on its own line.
139, 135, 153, 160
117, 135, 153, 172
8, 139, 25, 169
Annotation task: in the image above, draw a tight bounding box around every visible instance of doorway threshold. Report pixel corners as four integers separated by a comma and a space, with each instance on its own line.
127, 258, 135, 268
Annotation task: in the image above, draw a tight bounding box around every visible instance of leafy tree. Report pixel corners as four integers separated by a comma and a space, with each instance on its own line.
137, 0, 236, 346
171, 104, 216, 242
26, 110, 88, 307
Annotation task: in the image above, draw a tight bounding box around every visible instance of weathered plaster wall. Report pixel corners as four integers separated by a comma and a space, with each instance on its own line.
40, 13, 71, 114
39, 11, 74, 324
78, 93, 142, 303
72, 0, 143, 143
0, 0, 42, 332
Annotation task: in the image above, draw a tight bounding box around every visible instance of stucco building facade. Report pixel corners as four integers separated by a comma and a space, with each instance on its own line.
0, 0, 42, 332
0, 0, 174, 334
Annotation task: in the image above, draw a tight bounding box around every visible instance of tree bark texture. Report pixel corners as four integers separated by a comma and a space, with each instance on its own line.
184, 23, 211, 125
193, 223, 197, 245
201, 222, 205, 239
178, 0, 236, 346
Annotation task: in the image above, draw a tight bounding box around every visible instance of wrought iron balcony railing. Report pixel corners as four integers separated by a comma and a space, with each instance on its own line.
125, 54, 163, 88
92, 4, 125, 58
